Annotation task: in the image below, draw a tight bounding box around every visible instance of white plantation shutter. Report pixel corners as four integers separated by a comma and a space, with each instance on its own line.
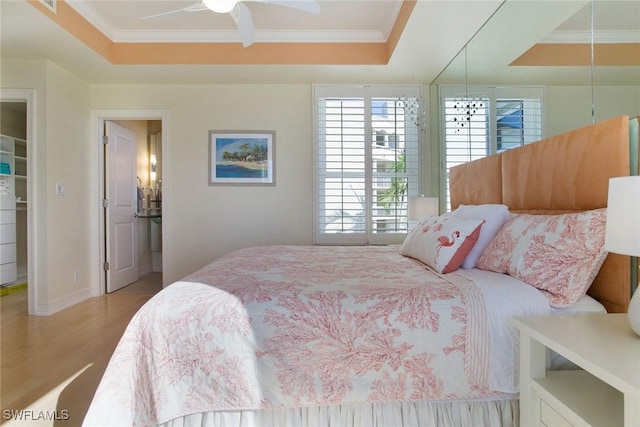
440, 86, 544, 210
317, 94, 367, 240
314, 85, 422, 245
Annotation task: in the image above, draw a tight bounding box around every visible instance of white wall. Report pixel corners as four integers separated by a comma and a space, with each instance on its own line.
1, 58, 92, 314
545, 85, 640, 137
42, 61, 92, 308
90, 84, 314, 282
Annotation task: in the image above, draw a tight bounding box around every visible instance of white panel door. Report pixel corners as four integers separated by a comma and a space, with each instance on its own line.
106, 121, 138, 293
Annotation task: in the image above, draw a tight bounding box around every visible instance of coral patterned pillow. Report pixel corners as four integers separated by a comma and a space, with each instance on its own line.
401, 215, 484, 274
477, 209, 608, 307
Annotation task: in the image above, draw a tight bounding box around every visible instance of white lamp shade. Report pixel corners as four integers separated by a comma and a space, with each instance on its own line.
605, 176, 640, 257
408, 196, 439, 221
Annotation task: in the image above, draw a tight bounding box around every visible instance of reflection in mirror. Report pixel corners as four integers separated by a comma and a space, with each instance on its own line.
428, 0, 640, 209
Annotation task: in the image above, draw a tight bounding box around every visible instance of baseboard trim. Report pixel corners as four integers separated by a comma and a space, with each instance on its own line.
34, 287, 94, 316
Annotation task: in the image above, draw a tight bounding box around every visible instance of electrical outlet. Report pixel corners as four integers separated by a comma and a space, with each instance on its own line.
73, 270, 79, 283
55, 182, 64, 196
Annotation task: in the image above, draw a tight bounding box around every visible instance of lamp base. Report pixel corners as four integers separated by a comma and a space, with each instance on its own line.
628, 288, 640, 336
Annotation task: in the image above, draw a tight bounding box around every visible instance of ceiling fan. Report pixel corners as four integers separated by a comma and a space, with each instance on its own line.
142, 0, 321, 47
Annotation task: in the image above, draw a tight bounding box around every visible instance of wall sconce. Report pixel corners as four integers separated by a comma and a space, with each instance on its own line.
150, 154, 157, 182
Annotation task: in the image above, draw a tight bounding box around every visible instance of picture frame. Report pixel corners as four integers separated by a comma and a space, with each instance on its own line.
208, 130, 275, 185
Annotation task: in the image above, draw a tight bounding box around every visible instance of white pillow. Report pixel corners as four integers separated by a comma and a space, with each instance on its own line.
550, 294, 607, 315
450, 204, 510, 269
401, 215, 484, 274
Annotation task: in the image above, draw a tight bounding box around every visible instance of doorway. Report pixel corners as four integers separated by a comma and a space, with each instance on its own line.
92, 110, 170, 296
0, 89, 35, 314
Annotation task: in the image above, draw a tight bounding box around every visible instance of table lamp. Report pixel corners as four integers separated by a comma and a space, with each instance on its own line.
605, 176, 640, 336
408, 196, 439, 221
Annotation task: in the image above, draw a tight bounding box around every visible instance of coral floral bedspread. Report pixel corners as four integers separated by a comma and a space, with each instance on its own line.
84, 245, 549, 426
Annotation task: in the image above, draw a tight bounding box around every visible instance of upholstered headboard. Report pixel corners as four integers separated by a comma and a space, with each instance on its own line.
449, 115, 637, 313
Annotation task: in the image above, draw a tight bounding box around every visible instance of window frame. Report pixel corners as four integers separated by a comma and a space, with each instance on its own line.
313, 84, 423, 245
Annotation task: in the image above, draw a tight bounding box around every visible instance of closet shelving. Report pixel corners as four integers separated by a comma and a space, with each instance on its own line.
0, 134, 27, 286
14, 138, 27, 210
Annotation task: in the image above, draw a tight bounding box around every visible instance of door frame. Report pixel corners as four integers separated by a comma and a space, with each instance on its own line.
90, 110, 171, 296
0, 89, 36, 314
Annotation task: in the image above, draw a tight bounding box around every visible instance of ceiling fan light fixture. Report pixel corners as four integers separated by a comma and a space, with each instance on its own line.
203, 0, 237, 13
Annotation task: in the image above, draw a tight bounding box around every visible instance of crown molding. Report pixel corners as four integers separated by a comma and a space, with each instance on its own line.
66, 0, 117, 39
112, 29, 387, 43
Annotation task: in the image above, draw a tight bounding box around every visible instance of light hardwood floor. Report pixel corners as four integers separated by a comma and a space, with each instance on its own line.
1, 274, 163, 426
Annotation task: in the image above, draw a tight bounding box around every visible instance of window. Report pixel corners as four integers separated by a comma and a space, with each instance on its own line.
314, 85, 422, 245
440, 86, 544, 210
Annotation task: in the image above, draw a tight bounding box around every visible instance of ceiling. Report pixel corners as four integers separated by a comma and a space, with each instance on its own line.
72, 0, 405, 43
1, 0, 638, 85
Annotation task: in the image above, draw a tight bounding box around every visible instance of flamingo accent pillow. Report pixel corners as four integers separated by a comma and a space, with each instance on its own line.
477, 208, 608, 307
450, 204, 511, 269
401, 215, 485, 274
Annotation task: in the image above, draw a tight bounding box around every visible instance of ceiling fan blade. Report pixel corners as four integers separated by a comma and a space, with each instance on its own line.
141, 1, 208, 20
230, 2, 255, 47
252, 0, 320, 14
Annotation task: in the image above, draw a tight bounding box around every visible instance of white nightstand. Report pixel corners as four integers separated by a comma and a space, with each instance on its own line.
514, 314, 640, 427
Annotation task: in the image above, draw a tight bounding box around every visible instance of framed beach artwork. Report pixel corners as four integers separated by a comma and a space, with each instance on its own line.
209, 130, 275, 185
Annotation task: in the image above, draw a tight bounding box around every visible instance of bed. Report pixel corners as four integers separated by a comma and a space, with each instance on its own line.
83, 115, 638, 427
